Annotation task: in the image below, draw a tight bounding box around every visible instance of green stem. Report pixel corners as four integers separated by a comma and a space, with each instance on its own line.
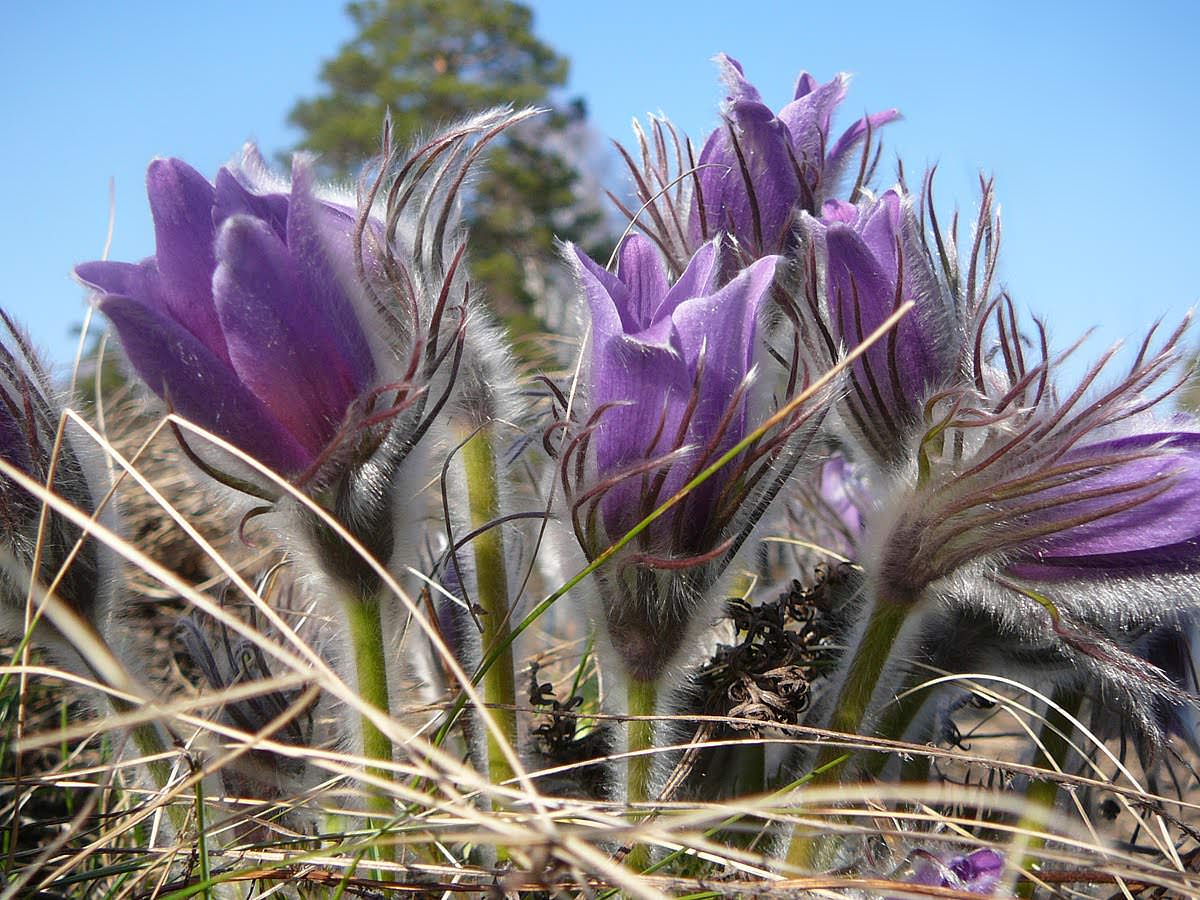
786, 597, 911, 871
1015, 689, 1082, 898
461, 428, 517, 789
344, 590, 395, 864
345, 593, 393, 773
107, 698, 187, 834
625, 677, 658, 871
817, 598, 911, 778
736, 740, 766, 797
864, 674, 936, 779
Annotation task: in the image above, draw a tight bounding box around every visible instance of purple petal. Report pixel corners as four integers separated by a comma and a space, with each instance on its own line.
856, 191, 904, 271
98, 293, 310, 474
793, 71, 819, 100
75, 260, 166, 312
820, 455, 865, 535
820, 199, 859, 226
660, 239, 721, 318
572, 244, 632, 348
672, 253, 778, 383
826, 108, 902, 176
1017, 432, 1200, 573
592, 334, 693, 468
213, 167, 289, 241
670, 254, 778, 470
145, 159, 228, 362
592, 334, 693, 540
285, 158, 375, 392
213, 215, 364, 459
908, 849, 1004, 893
713, 53, 761, 104
777, 75, 847, 169
614, 235, 671, 331
696, 100, 801, 254
822, 206, 948, 423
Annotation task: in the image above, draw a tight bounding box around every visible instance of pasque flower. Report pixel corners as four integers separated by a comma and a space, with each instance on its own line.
874, 311, 1200, 608
802, 187, 970, 468
75, 109, 524, 574
561, 231, 833, 825
824, 298, 1200, 759
692, 55, 900, 260
561, 234, 830, 686
77, 113, 527, 797
570, 235, 779, 558
0, 311, 118, 665
616, 54, 898, 275
901, 848, 1004, 895
793, 453, 868, 563
76, 149, 377, 482
788, 293, 1200, 865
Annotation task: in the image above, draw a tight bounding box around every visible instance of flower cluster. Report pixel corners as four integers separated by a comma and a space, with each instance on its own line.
0, 45, 1188, 890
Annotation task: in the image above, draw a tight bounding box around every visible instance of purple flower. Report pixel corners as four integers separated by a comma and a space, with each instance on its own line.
612, 54, 897, 277
691, 55, 899, 260
807, 454, 869, 560
569, 235, 779, 557
77, 116, 522, 601
874, 312, 1200, 605
802, 188, 964, 467
1007, 430, 1200, 579
905, 848, 1004, 895
76, 150, 376, 480
563, 236, 813, 679
847, 301, 1200, 747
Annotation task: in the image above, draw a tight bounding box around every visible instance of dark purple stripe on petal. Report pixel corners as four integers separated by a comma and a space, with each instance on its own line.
696, 100, 800, 255
826, 108, 902, 176
592, 336, 693, 540
667, 254, 779, 528
777, 75, 847, 169
822, 199, 949, 436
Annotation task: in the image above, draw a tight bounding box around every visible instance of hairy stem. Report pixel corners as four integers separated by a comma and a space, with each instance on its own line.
462, 428, 517, 789
112, 703, 188, 834
1015, 689, 1082, 898
864, 673, 936, 779
344, 589, 395, 859
786, 596, 911, 870
626, 677, 658, 870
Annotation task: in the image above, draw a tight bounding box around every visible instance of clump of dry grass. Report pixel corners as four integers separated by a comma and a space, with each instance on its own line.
2, 377, 1199, 900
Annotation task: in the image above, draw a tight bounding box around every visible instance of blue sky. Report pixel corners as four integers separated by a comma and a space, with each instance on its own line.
4, 2, 1198, 380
